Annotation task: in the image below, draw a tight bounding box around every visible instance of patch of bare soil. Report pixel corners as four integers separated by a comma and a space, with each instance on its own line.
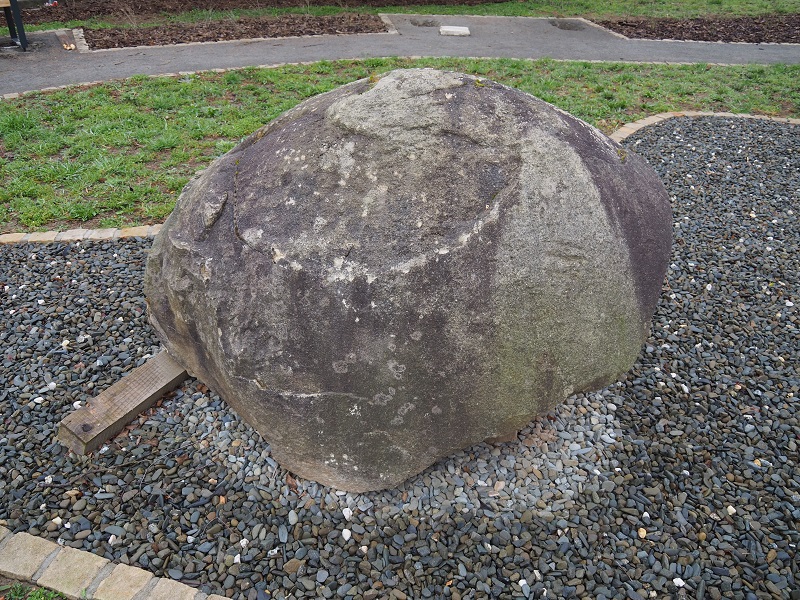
597, 14, 800, 44
21, 0, 506, 25
81, 13, 387, 49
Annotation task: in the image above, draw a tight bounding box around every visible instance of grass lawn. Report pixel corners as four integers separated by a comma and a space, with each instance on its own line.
1, 57, 798, 232
25, 0, 800, 31
0, 578, 65, 600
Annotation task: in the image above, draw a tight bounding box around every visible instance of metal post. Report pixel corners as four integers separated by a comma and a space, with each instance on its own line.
3, 0, 27, 50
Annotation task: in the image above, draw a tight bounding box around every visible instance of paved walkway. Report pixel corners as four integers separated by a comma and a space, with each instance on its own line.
2, 14, 799, 96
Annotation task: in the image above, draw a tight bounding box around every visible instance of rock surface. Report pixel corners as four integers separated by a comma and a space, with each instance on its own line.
144, 68, 672, 492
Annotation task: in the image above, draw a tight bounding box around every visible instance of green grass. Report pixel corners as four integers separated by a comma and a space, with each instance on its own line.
24, 0, 800, 32
0, 581, 65, 600
1, 58, 798, 232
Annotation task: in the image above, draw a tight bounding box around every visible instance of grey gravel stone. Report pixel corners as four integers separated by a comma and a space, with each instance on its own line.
0, 116, 797, 599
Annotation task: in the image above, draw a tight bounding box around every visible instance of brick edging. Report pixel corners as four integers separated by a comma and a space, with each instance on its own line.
0, 525, 227, 600
0, 112, 798, 246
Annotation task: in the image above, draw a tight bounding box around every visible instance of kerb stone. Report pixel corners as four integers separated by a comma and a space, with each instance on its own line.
93, 563, 154, 600
37, 546, 109, 599
147, 578, 199, 600
0, 532, 59, 581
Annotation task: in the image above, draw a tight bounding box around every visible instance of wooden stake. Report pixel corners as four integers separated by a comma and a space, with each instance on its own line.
57, 351, 187, 455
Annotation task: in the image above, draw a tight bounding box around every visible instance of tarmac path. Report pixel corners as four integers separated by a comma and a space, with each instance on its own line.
2, 14, 799, 96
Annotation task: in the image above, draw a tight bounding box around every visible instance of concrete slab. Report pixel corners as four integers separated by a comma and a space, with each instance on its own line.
118, 225, 152, 239
55, 228, 91, 241
0, 233, 26, 244
0, 532, 59, 580
440, 25, 470, 36
0, 526, 10, 543
37, 546, 109, 599
85, 228, 120, 240
25, 231, 58, 243
93, 563, 154, 600
148, 578, 199, 600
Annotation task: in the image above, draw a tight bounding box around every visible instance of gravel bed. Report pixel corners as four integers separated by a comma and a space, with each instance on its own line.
1, 116, 798, 600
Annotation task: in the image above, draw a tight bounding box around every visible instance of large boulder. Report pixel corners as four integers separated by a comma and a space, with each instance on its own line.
144, 68, 672, 492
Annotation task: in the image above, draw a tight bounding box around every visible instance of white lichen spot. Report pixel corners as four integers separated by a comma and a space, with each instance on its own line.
333, 361, 349, 374
411, 330, 422, 341
313, 216, 328, 233
200, 258, 213, 283
392, 253, 429, 274
241, 228, 264, 245
431, 405, 442, 415
388, 360, 406, 380
348, 404, 362, 417
371, 388, 396, 406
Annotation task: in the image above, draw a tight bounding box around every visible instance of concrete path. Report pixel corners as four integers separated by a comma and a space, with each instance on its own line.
1, 14, 799, 96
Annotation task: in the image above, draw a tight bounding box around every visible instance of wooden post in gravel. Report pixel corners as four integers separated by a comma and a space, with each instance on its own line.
57, 351, 187, 454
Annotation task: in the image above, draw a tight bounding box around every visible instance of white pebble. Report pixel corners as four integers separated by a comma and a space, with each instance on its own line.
673, 577, 685, 588
726, 505, 737, 515
342, 507, 353, 521
342, 529, 352, 542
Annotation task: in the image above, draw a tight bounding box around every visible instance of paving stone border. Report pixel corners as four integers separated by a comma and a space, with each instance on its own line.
608, 110, 800, 143
0, 111, 797, 599
0, 224, 162, 245
0, 524, 228, 600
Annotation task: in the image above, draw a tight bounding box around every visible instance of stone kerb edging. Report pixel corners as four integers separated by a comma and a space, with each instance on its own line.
0, 224, 163, 245
0, 112, 797, 247
0, 525, 227, 600
609, 111, 800, 143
